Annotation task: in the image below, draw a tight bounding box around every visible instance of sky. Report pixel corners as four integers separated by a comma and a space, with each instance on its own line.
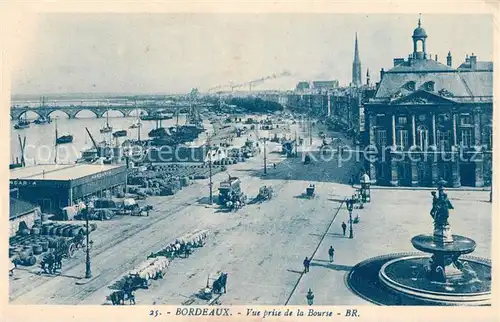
10, 13, 493, 95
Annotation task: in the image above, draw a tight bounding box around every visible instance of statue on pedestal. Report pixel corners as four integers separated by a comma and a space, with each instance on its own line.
430, 180, 454, 243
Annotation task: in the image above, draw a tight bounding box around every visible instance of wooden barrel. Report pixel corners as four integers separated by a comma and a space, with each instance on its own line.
62, 226, 73, 237
49, 226, 58, 236
40, 241, 49, 252
42, 225, 51, 235
47, 237, 59, 249
33, 244, 43, 255
55, 226, 65, 236
22, 246, 33, 256
69, 227, 80, 237
19, 251, 30, 262
25, 255, 37, 266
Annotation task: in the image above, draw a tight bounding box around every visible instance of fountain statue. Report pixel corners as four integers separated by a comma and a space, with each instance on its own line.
369, 179, 492, 305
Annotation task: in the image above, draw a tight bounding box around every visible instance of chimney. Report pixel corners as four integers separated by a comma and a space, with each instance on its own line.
380, 68, 385, 81
465, 54, 470, 63
446, 51, 452, 67
470, 53, 477, 70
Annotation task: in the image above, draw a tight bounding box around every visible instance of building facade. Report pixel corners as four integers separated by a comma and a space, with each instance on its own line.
10, 164, 127, 213
364, 19, 493, 187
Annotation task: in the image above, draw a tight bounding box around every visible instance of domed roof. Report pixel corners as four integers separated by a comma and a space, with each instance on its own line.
413, 27, 427, 38
412, 18, 427, 38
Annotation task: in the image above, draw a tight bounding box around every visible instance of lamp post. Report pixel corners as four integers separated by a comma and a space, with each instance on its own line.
208, 136, 213, 204
346, 198, 354, 239
306, 288, 314, 305
84, 209, 92, 279
263, 137, 267, 175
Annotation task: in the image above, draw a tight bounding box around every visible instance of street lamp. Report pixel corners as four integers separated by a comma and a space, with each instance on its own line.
306, 288, 314, 305
346, 198, 354, 239
263, 137, 267, 175
207, 136, 213, 204
84, 209, 92, 279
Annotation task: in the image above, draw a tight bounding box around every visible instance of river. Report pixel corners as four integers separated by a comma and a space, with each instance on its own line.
10, 110, 214, 166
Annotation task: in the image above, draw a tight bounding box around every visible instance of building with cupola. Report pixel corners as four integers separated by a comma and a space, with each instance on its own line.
363, 17, 493, 187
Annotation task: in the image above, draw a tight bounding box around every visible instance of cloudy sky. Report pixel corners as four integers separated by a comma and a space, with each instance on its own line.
11, 13, 493, 95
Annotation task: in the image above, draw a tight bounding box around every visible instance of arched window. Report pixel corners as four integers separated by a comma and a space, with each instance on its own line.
416, 125, 429, 150
416, 39, 424, 52
403, 81, 416, 91
422, 81, 435, 92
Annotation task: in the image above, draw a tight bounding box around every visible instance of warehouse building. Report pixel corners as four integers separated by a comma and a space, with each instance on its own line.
9, 197, 40, 237
10, 164, 127, 214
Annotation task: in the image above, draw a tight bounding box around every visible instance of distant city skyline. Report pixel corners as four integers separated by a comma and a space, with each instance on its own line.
11, 13, 493, 95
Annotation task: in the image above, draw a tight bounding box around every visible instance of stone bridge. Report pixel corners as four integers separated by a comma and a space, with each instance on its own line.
10, 104, 214, 120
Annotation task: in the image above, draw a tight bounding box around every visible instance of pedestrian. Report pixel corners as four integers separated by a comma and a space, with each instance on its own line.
342, 222, 347, 237
349, 175, 355, 188
328, 246, 335, 262
303, 257, 310, 273
273, 163, 276, 169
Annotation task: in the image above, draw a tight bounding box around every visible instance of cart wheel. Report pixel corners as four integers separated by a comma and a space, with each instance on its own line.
67, 243, 76, 258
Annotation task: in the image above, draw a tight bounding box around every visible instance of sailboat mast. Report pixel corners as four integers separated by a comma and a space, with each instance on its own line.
138, 115, 141, 142
176, 105, 179, 128
54, 119, 58, 163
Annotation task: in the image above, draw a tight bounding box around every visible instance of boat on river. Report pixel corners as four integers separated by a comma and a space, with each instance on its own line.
100, 109, 113, 133
34, 116, 51, 125
113, 130, 128, 138
140, 111, 173, 121
14, 119, 30, 130
55, 119, 73, 145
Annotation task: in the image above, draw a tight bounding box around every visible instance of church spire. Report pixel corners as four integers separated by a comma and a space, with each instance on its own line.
352, 32, 362, 87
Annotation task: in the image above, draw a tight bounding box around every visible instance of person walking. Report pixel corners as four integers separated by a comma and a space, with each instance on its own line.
341, 222, 347, 237
328, 246, 335, 262
303, 257, 310, 273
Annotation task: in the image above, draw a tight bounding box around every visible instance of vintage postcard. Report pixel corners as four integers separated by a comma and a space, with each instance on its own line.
1, 1, 498, 321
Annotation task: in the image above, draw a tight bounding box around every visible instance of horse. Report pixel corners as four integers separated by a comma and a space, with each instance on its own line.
212, 273, 228, 294
40, 253, 56, 275
54, 253, 63, 270
108, 290, 126, 305
184, 245, 191, 258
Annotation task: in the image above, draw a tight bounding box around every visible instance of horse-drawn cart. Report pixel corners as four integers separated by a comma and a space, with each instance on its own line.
126, 256, 171, 290
254, 185, 274, 203
182, 272, 228, 306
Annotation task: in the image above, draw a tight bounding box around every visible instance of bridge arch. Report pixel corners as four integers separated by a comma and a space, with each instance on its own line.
73, 109, 99, 118
16, 110, 42, 121
126, 108, 149, 117
98, 109, 127, 118
47, 109, 71, 119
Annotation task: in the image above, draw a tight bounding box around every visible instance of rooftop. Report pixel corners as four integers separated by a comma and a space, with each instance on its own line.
374, 59, 493, 100
10, 197, 38, 219
10, 164, 124, 181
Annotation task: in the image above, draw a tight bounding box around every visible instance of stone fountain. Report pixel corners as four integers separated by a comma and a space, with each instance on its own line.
347, 180, 491, 306
378, 180, 491, 305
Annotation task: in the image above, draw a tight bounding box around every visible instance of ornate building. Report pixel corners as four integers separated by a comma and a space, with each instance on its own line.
364, 18, 493, 187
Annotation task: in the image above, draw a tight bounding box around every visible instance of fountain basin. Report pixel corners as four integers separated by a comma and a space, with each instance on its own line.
379, 255, 491, 305
346, 252, 491, 306
411, 234, 476, 255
